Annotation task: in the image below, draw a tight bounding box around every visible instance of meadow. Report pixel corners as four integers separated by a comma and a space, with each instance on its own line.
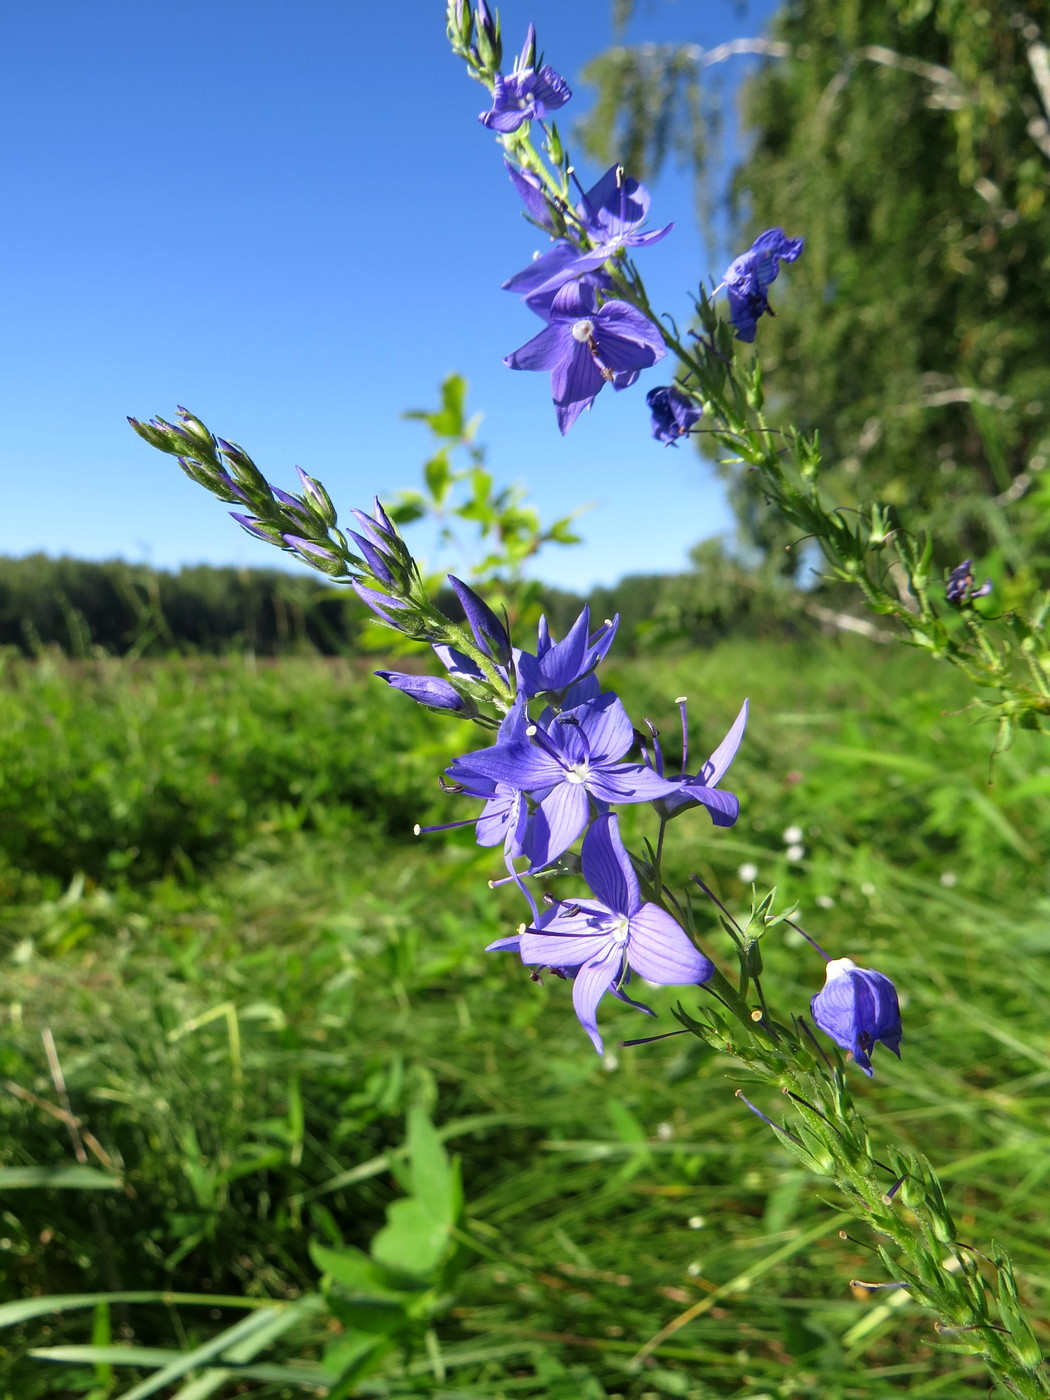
0, 635, 1047, 1399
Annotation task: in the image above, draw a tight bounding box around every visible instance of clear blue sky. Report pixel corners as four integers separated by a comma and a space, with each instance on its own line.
2, 0, 780, 593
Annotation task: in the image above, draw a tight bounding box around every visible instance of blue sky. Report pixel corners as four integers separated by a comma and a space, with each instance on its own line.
2, 0, 780, 593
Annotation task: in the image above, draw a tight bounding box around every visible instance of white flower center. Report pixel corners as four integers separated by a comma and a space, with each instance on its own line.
565, 762, 590, 784
571, 319, 595, 342
610, 914, 630, 945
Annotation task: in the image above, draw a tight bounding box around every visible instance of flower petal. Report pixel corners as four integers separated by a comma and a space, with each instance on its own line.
627, 906, 713, 985
580, 813, 640, 914
572, 944, 624, 1054
530, 781, 591, 866
702, 699, 749, 786
504, 322, 568, 372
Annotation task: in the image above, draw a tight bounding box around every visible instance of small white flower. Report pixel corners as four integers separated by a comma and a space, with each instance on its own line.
656, 1121, 673, 1140
785, 843, 805, 862
738, 861, 759, 882
688, 1215, 705, 1229
940, 871, 958, 888
815, 894, 835, 909
782, 824, 804, 844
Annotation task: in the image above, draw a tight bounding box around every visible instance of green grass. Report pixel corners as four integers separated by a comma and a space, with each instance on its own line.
0, 640, 1048, 1397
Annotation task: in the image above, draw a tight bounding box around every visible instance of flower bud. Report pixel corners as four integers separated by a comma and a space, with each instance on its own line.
295, 467, 338, 527
280, 533, 344, 575
375, 670, 476, 716
448, 575, 512, 664
811, 957, 902, 1077
175, 406, 218, 452
474, 0, 501, 69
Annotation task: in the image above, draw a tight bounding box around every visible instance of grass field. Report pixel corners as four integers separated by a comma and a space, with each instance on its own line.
1, 638, 1048, 1398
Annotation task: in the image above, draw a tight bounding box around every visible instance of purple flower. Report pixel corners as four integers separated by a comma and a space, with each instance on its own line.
945, 560, 993, 604
281, 534, 338, 562
351, 580, 413, 628
652, 698, 747, 827
647, 386, 702, 445
448, 575, 511, 665
479, 26, 571, 133
488, 813, 713, 1052
433, 700, 532, 865
811, 957, 902, 1077
449, 690, 678, 869
506, 161, 558, 231
505, 296, 666, 433
722, 228, 804, 343
524, 268, 615, 322
504, 165, 672, 301
374, 671, 473, 715
516, 606, 618, 698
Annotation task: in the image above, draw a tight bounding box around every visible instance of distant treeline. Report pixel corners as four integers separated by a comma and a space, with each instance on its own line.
0, 547, 805, 657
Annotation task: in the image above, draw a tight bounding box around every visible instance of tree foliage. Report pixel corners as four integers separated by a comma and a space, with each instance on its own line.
580, 0, 1050, 570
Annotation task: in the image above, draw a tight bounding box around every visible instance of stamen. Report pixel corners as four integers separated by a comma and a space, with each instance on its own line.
415, 817, 479, 836
676, 696, 689, 773
620, 1029, 689, 1047
735, 1090, 803, 1143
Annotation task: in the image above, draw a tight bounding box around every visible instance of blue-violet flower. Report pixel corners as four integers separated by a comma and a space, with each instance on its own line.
516, 606, 618, 698
503, 164, 672, 301
487, 812, 713, 1052
647, 386, 702, 444
448, 689, 678, 869
479, 25, 571, 133
505, 292, 666, 433
722, 228, 804, 343
945, 559, 993, 604
811, 957, 903, 1077
652, 697, 747, 826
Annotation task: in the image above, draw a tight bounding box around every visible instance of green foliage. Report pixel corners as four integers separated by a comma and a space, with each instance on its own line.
2, 642, 1050, 1394
0, 653, 454, 887
579, 0, 1050, 567
0, 554, 359, 657
393, 373, 586, 638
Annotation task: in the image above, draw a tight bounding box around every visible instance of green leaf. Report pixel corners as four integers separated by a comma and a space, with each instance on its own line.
0, 1165, 122, 1190
371, 1196, 450, 1279
424, 450, 452, 505
0, 1293, 286, 1330
405, 1105, 454, 1219
309, 1241, 403, 1298
113, 1309, 286, 1400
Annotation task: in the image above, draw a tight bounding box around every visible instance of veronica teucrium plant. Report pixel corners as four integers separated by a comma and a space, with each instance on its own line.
126, 3, 1048, 1393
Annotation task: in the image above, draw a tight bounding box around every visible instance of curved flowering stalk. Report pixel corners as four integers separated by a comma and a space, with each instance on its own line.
446, 7, 1050, 1389
127, 408, 516, 717
450, 0, 1050, 735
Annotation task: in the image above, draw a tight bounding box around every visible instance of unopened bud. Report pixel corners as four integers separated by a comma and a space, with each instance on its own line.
295, 467, 338, 527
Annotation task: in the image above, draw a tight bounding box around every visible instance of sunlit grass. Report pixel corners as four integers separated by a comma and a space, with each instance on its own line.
0, 640, 1046, 1397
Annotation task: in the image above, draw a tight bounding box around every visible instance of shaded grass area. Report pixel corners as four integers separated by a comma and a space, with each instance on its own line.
0, 642, 1048, 1397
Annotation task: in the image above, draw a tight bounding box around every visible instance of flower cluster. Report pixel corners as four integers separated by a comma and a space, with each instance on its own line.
131, 403, 904, 1073
461, 2, 808, 439
499, 164, 672, 433
377, 598, 746, 1051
